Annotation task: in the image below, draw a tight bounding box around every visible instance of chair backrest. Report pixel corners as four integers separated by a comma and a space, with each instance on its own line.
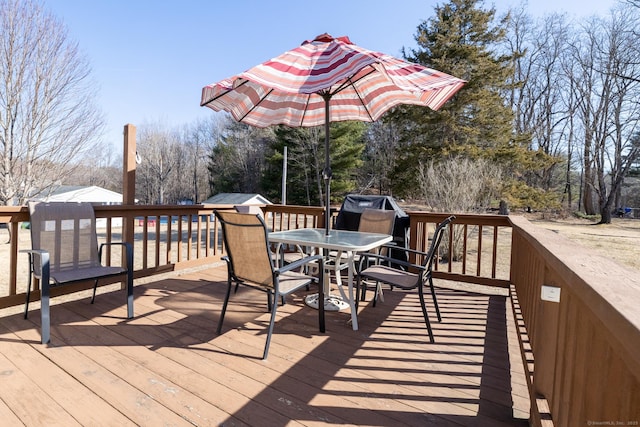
28, 201, 101, 275
358, 209, 395, 255
421, 216, 455, 281
215, 210, 274, 288
358, 208, 396, 235
234, 205, 264, 218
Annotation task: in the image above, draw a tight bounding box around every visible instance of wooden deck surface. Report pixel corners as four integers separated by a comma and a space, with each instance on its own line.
0, 265, 529, 426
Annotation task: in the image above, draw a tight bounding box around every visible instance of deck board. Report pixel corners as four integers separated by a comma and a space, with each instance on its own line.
0, 265, 529, 426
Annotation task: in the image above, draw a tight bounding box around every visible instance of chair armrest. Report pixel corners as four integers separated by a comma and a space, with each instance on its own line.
276, 254, 323, 276
99, 242, 134, 269
20, 249, 50, 278
20, 249, 47, 256
99, 241, 132, 252
359, 247, 427, 272
377, 243, 427, 256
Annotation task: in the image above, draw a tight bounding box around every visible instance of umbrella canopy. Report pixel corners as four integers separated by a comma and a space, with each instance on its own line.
201, 33, 465, 233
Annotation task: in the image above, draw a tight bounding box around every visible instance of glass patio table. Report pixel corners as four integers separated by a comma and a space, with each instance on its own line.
268, 228, 392, 331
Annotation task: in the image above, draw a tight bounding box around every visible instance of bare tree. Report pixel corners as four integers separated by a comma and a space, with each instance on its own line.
129, 118, 217, 205
570, 8, 640, 222
181, 117, 217, 203
360, 119, 401, 195
417, 156, 503, 213
504, 9, 574, 192
505, 4, 640, 218
136, 123, 180, 204
65, 148, 121, 191
0, 0, 104, 205
417, 156, 503, 260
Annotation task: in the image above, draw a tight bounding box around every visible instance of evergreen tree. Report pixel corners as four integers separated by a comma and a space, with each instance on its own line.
262, 126, 321, 205
385, 0, 561, 211
395, 0, 513, 159
263, 122, 366, 206
207, 118, 273, 195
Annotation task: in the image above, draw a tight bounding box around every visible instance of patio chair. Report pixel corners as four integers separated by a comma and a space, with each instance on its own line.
328, 208, 396, 277
234, 205, 305, 267
356, 215, 455, 343
23, 201, 134, 344
357, 208, 397, 239
214, 210, 324, 360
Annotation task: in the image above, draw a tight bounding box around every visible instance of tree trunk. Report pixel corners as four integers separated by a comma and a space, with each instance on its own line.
499, 200, 509, 215
582, 170, 597, 215
600, 204, 612, 224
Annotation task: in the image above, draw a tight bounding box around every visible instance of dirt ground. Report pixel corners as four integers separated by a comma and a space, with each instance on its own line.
525, 215, 640, 271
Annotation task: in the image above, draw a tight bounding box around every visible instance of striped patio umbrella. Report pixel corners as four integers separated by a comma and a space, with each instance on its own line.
201, 33, 465, 233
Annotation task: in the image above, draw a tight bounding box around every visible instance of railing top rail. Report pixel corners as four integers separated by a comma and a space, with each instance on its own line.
0, 204, 224, 217
96, 204, 222, 217
264, 205, 326, 214
407, 211, 512, 227
0, 206, 29, 223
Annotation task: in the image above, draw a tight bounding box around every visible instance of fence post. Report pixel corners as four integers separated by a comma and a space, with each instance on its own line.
122, 124, 137, 288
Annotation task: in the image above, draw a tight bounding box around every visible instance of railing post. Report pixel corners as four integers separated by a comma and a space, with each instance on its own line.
123, 124, 136, 206
122, 124, 137, 288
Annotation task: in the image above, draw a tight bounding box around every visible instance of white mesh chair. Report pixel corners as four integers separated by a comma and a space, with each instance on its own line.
24, 201, 134, 344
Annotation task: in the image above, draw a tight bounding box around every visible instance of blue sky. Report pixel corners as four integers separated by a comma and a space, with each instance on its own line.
41, 0, 619, 153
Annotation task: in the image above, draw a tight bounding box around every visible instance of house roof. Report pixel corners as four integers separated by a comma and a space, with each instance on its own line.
40, 185, 124, 203
202, 193, 271, 205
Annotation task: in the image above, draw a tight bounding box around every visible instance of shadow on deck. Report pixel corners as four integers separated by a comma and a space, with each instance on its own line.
0, 265, 529, 426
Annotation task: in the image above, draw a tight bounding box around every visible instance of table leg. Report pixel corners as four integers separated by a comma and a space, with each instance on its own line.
304, 248, 350, 311
331, 251, 359, 330
346, 253, 358, 330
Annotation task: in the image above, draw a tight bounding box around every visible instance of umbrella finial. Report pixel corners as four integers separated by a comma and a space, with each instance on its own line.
303, 33, 353, 45
312, 33, 333, 43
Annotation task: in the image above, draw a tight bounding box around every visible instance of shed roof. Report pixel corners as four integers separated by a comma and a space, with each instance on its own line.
202, 193, 271, 205
40, 185, 124, 203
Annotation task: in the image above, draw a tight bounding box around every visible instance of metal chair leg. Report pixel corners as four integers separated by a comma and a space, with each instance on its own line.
24, 253, 34, 319
263, 291, 279, 360
217, 279, 233, 335
428, 276, 441, 322
91, 279, 99, 304
418, 285, 435, 343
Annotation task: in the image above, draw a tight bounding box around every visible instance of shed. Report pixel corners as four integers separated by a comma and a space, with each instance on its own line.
202, 193, 271, 206
34, 185, 125, 227
42, 185, 124, 204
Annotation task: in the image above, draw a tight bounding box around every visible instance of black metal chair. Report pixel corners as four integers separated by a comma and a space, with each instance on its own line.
214, 210, 325, 360
356, 215, 455, 343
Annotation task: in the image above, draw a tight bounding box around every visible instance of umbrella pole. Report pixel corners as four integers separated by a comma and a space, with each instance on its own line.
322, 94, 331, 235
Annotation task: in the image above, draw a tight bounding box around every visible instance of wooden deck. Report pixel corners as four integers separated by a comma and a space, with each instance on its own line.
0, 265, 529, 426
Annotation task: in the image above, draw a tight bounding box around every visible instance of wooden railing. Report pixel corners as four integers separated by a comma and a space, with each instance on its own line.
406, 212, 512, 288
1, 203, 638, 426
509, 216, 640, 427
263, 204, 326, 231
0, 205, 510, 308
0, 204, 228, 310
